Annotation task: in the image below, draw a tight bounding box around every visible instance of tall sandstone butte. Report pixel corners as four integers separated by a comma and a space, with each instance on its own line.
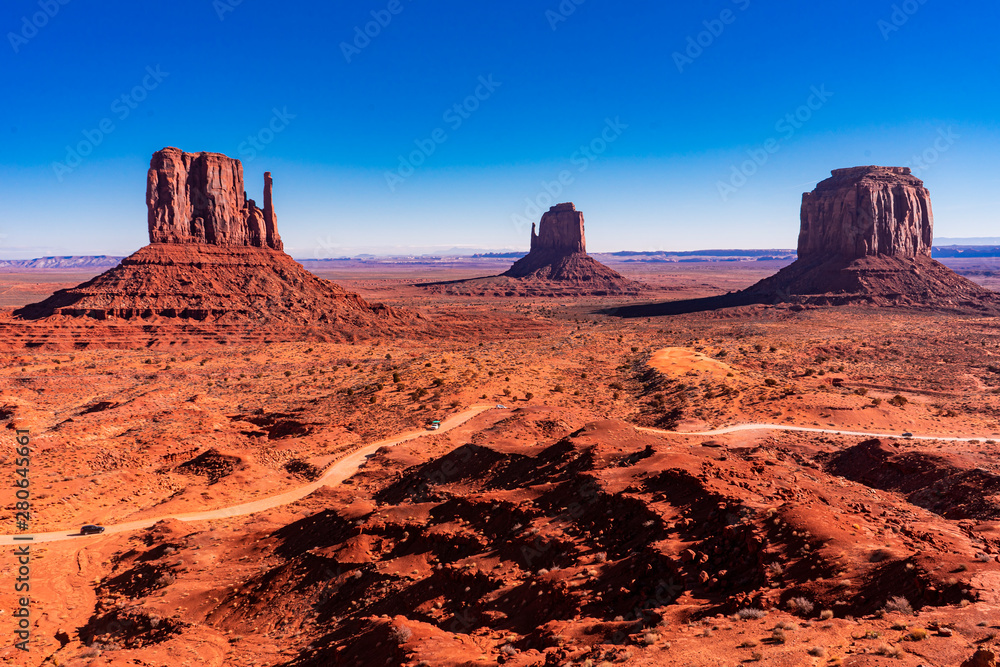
797, 166, 933, 260
529, 202, 586, 255
502, 202, 638, 291
15, 148, 408, 333
740, 165, 996, 308
147, 147, 282, 250
608, 166, 997, 317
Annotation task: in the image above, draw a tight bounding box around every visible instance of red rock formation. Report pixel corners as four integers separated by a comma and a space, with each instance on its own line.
529, 202, 586, 255
16, 149, 409, 330
495, 203, 641, 295
798, 166, 932, 260
961, 649, 997, 667
610, 168, 997, 316
146, 147, 283, 250
740, 166, 996, 309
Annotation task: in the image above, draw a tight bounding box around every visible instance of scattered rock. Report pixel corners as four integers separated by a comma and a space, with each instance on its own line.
961, 648, 997, 667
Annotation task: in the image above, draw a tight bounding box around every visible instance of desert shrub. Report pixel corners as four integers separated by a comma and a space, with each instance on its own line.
737, 608, 767, 620
524, 392, 534, 400
882, 596, 913, 615
888, 394, 908, 407
819, 609, 834, 620
642, 632, 659, 645
392, 624, 412, 643
909, 627, 927, 641
808, 646, 827, 657
874, 643, 904, 658
788, 597, 815, 615
771, 628, 787, 644
552, 385, 564, 393
609, 382, 624, 390
284, 370, 292, 377
764, 378, 778, 386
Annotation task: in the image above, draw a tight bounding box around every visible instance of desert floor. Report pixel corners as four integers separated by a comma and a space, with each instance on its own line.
0, 257, 998, 666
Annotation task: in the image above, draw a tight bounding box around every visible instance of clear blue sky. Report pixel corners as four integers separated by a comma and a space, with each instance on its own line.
1, 0, 998, 258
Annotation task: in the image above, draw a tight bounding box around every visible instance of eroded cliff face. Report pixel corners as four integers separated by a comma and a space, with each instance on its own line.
146, 147, 283, 250
529, 202, 587, 255
14, 148, 416, 328
798, 166, 932, 260
498, 202, 641, 293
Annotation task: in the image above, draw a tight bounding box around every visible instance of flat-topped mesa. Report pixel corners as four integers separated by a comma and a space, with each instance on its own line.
798, 165, 932, 260
146, 147, 283, 250
530, 202, 586, 255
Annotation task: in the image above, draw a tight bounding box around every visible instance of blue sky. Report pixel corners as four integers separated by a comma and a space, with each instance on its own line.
1, 0, 998, 258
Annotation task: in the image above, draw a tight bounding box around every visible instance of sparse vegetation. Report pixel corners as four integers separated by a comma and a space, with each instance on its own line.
882, 596, 914, 615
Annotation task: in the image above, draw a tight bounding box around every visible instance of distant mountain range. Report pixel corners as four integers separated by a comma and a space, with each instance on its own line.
935, 237, 1000, 245
3, 242, 1000, 270
0, 255, 124, 269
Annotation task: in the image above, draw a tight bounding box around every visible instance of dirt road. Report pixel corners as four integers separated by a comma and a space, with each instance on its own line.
0, 405, 496, 545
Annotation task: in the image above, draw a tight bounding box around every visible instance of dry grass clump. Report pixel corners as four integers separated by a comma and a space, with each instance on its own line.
874, 643, 905, 658
881, 596, 914, 615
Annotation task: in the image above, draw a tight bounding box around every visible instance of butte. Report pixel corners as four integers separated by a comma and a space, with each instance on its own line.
14, 148, 408, 336
610, 166, 998, 316
420, 202, 643, 297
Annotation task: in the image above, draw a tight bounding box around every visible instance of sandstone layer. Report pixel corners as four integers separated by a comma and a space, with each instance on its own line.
14, 244, 403, 326
147, 147, 282, 250
798, 166, 932, 260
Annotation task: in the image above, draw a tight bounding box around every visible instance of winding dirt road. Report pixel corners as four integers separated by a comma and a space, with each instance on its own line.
0, 405, 496, 546
5, 409, 992, 546
638, 422, 994, 443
